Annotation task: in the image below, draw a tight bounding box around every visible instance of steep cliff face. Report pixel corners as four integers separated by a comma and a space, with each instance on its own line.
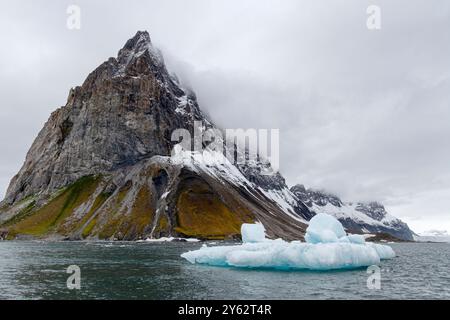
3, 31, 206, 206
290, 185, 414, 241
0, 31, 309, 241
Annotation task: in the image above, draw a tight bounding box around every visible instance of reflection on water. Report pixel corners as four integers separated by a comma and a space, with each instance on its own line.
0, 241, 449, 299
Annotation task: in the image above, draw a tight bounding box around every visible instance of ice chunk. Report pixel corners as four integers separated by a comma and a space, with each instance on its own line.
241, 223, 266, 243
367, 242, 396, 259
181, 214, 396, 271
305, 213, 346, 244
305, 214, 367, 245
346, 234, 366, 244
181, 240, 388, 270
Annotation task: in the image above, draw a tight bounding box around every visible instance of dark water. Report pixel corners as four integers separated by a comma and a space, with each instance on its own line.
0, 241, 448, 300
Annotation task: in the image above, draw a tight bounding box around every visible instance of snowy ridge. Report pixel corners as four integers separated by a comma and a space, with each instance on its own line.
414, 230, 450, 243
420, 230, 450, 237
258, 187, 308, 223
290, 185, 414, 240
309, 202, 400, 229
175, 95, 191, 115
115, 30, 165, 77
170, 145, 253, 189
170, 145, 308, 224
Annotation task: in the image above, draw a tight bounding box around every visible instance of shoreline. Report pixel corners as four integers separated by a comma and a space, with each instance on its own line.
2, 237, 447, 244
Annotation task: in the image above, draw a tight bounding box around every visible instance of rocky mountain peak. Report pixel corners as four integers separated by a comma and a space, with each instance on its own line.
116, 30, 166, 75
1, 31, 288, 211
2, 31, 203, 205
0, 31, 311, 241
122, 30, 152, 51
291, 185, 343, 208
290, 184, 414, 240
354, 202, 387, 221
291, 184, 306, 193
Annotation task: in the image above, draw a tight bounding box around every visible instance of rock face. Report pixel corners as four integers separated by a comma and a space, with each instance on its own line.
0, 31, 309, 241
290, 185, 414, 241
3, 31, 205, 205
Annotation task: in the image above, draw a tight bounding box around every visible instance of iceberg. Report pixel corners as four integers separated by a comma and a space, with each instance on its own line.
304, 212, 347, 244
241, 223, 267, 243
181, 213, 395, 270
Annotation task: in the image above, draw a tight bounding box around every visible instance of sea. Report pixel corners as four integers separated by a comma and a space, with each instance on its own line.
0, 241, 448, 299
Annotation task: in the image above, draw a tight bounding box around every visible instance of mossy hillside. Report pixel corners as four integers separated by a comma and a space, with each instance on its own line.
8, 175, 102, 237
0, 194, 40, 226
117, 180, 132, 203
78, 191, 111, 238
1, 200, 36, 227
93, 182, 134, 239
98, 216, 122, 239
81, 216, 98, 238
175, 182, 255, 239
4, 170, 258, 240
154, 214, 170, 234
97, 184, 155, 240
121, 185, 154, 239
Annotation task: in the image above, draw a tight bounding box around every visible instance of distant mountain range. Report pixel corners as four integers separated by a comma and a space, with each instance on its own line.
0, 31, 414, 241
415, 230, 450, 243
290, 185, 414, 240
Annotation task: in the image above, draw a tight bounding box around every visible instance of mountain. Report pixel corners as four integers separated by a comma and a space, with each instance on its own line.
415, 230, 450, 243
0, 31, 309, 241
290, 185, 414, 241
0, 31, 414, 242
419, 230, 449, 237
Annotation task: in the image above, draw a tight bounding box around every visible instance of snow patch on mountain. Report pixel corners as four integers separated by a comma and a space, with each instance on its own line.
290, 185, 414, 241
309, 202, 399, 229
170, 145, 308, 224
415, 230, 450, 243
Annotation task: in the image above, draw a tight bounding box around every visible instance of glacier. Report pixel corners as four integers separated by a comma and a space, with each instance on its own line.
181, 213, 395, 271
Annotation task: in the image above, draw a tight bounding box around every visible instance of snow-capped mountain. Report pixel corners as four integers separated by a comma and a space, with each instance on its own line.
415, 230, 450, 243
0, 30, 415, 242
0, 31, 309, 241
290, 185, 414, 241
419, 230, 449, 237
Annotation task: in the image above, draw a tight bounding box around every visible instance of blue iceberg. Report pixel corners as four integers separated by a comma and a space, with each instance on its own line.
181, 213, 395, 270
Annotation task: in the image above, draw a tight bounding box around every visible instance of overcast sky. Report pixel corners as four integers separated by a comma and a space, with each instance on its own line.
0, 0, 449, 233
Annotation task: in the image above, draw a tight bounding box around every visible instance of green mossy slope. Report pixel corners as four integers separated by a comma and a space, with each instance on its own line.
175, 181, 255, 239
5, 176, 101, 238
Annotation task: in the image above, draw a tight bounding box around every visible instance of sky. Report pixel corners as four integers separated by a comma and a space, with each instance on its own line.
0, 0, 449, 233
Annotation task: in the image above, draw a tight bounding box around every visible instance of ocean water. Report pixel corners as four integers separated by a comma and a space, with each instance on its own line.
0, 241, 448, 300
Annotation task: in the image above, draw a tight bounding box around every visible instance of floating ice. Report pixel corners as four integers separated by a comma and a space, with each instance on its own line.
305, 213, 347, 244
181, 214, 395, 270
346, 234, 366, 245
241, 223, 266, 243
